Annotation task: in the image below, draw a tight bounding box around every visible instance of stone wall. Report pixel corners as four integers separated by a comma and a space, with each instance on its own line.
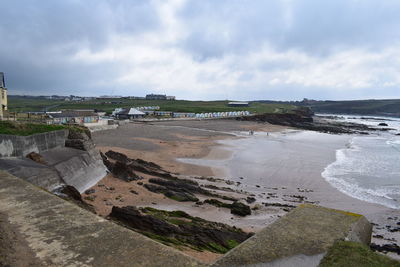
0, 130, 68, 158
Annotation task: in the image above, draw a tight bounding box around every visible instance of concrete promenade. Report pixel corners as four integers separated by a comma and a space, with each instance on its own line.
0, 170, 372, 266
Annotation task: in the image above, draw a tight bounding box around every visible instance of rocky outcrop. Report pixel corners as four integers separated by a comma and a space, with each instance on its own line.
109, 206, 252, 253
204, 199, 252, 217
370, 243, 400, 255
101, 152, 143, 182
237, 110, 378, 134
103, 150, 173, 178
144, 183, 199, 202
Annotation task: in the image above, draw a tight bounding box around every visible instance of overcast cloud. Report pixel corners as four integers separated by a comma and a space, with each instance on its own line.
0, 0, 399, 100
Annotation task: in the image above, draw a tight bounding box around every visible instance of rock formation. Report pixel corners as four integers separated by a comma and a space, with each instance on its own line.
109, 206, 252, 253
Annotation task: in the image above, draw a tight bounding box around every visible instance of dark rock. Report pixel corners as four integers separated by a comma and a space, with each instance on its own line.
84, 188, 96, 195
370, 243, 400, 255
204, 199, 251, 217
103, 150, 172, 179
109, 206, 252, 253
373, 235, 384, 239
111, 161, 142, 182
246, 197, 256, 204
105, 150, 129, 163
378, 123, 389, 126
230, 202, 252, 216
129, 190, 139, 195
137, 182, 144, 185
52, 185, 95, 213
264, 202, 296, 209
144, 183, 199, 202
68, 130, 89, 140
25, 152, 47, 165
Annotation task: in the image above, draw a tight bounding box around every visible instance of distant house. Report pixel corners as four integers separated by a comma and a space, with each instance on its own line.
115, 108, 145, 120
0, 72, 8, 119
146, 94, 167, 100
166, 96, 176, 100
228, 101, 249, 107
48, 110, 99, 125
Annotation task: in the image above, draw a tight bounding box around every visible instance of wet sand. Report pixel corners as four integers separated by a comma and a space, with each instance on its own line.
88, 120, 287, 262
89, 119, 399, 260
181, 129, 400, 259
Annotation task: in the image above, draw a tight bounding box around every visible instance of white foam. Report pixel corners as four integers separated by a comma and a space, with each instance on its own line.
322, 138, 400, 209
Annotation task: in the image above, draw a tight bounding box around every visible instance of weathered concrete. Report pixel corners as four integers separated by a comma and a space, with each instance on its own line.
0, 129, 68, 158
0, 170, 205, 267
211, 204, 372, 267
0, 169, 373, 266
41, 147, 107, 192
0, 157, 64, 190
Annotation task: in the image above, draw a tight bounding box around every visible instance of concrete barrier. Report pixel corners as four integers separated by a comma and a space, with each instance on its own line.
211, 204, 372, 267
0, 130, 68, 158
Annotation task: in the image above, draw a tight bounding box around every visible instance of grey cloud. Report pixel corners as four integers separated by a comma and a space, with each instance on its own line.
179, 0, 400, 59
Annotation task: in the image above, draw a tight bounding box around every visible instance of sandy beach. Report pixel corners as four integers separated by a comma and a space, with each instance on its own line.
86, 119, 399, 261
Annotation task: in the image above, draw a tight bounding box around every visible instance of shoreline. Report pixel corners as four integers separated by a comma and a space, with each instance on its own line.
86, 120, 399, 261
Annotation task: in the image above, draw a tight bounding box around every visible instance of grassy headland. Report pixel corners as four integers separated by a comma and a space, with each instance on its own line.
8, 95, 298, 114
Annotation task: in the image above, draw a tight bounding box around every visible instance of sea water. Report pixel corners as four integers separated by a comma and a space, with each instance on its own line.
321, 115, 400, 209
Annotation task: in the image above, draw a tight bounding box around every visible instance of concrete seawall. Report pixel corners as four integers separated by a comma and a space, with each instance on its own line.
0, 130, 68, 158
0, 129, 107, 193
0, 170, 204, 267
0, 170, 373, 266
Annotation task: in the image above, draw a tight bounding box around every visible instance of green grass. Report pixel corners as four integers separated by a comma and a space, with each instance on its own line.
8, 96, 298, 114
0, 121, 66, 136
319, 241, 400, 267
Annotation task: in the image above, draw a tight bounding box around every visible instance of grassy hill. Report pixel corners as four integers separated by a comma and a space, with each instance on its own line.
8, 96, 298, 115
305, 99, 400, 117
255, 99, 400, 117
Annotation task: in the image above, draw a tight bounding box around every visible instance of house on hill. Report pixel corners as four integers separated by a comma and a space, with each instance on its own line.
115, 108, 145, 120
0, 72, 8, 119
146, 94, 167, 100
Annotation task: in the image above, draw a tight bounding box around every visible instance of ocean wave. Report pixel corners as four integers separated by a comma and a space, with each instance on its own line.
386, 140, 400, 146
322, 139, 400, 209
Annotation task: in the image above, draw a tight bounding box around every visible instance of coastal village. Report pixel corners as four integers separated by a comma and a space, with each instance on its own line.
1, 69, 400, 267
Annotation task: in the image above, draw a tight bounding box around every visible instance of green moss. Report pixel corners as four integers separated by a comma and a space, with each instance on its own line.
142, 232, 185, 247
226, 239, 240, 249
207, 242, 229, 253
319, 241, 400, 267
167, 218, 190, 226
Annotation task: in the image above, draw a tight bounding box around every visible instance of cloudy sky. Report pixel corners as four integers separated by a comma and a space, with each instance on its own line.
1, 0, 399, 100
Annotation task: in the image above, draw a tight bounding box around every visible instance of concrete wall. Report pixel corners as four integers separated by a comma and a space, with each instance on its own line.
0, 129, 68, 158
